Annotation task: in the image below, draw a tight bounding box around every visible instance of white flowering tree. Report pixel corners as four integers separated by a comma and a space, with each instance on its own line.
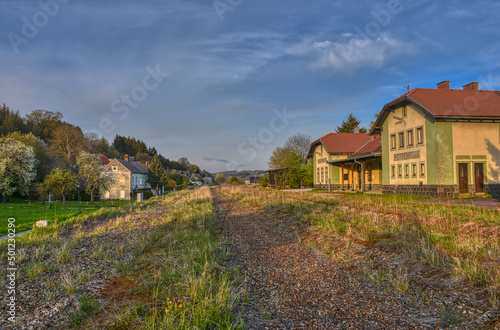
77, 151, 114, 202
0, 138, 37, 203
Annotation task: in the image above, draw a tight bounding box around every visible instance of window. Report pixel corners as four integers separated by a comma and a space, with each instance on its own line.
412, 163, 417, 178
390, 134, 396, 150
404, 164, 410, 178
112, 166, 117, 171
416, 127, 424, 145
397, 164, 402, 178
398, 132, 405, 148
419, 162, 425, 177
402, 106, 407, 118
407, 129, 414, 147
324, 167, 328, 182
320, 167, 324, 183
317, 168, 320, 182
391, 165, 396, 178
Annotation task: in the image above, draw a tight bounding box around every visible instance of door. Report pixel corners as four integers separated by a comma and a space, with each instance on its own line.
474, 163, 484, 193
458, 163, 468, 193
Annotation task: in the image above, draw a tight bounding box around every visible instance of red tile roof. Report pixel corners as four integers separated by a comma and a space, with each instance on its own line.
351, 136, 382, 157
391, 88, 500, 118
307, 133, 373, 158
370, 83, 500, 135
100, 154, 110, 165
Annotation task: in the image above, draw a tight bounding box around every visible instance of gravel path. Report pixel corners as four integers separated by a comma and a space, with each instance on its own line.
216, 192, 499, 329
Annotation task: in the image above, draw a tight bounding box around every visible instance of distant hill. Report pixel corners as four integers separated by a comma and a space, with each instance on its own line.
216, 170, 266, 179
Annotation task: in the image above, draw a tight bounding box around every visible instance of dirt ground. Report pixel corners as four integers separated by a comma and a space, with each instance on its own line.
215, 189, 499, 329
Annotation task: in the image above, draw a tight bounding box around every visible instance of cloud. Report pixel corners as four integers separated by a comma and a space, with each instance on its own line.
202, 157, 231, 164
288, 34, 411, 71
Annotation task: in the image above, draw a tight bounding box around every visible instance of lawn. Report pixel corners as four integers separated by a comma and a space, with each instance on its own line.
0, 198, 132, 236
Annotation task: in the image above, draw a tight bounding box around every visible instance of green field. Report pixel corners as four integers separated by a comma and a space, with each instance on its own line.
0, 198, 132, 236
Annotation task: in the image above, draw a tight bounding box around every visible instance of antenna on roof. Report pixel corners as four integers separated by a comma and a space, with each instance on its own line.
403, 82, 410, 93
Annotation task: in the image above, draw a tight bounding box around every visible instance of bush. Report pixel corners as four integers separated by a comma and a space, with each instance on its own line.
257, 174, 269, 187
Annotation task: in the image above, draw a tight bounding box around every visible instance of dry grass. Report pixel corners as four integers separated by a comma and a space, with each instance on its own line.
220, 186, 500, 307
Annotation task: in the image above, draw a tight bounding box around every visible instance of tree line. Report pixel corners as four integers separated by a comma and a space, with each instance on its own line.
0, 104, 207, 203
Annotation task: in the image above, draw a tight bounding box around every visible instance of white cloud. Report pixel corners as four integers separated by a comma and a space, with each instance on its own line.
289, 34, 411, 71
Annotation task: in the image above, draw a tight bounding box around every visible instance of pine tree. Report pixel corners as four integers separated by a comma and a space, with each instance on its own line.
148, 155, 166, 195
335, 114, 368, 133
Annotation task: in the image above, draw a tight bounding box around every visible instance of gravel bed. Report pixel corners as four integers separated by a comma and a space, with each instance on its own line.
217, 193, 500, 329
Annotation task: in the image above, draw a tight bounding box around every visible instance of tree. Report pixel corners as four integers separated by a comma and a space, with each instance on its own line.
25, 109, 63, 141
267, 132, 314, 189
227, 176, 243, 185
0, 138, 37, 203
40, 167, 78, 206
269, 147, 293, 169
5, 132, 51, 182
77, 152, 114, 202
178, 157, 190, 167
50, 123, 88, 169
0, 104, 27, 136
335, 114, 368, 133
269, 133, 312, 169
148, 155, 166, 195
214, 173, 226, 185
283, 133, 312, 161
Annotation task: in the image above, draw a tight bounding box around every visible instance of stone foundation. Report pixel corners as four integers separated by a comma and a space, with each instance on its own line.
382, 184, 458, 198
485, 184, 500, 197
314, 184, 382, 192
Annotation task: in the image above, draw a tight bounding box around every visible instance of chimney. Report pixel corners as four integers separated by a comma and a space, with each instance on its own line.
463, 82, 479, 91
353, 127, 360, 134
124, 154, 129, 161
437, 81, 450, 90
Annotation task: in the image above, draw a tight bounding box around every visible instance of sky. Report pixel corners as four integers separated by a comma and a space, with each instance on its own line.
1, 0, 500, 173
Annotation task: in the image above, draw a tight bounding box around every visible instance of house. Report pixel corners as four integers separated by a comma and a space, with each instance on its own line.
101, 154, 151, 200
370, 81, 500, 197
306, 133, 382, 191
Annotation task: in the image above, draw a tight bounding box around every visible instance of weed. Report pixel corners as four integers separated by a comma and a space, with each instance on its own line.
60, 273, 78, 294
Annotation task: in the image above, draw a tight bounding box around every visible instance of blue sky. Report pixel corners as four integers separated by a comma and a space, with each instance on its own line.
1, 0, 500, 172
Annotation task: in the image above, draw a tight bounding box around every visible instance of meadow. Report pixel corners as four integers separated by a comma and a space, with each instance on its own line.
0, 198, 132, 236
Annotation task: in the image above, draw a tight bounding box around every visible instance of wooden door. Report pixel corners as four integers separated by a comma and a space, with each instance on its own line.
474, 163, 484, 193
458, 163, 468, 193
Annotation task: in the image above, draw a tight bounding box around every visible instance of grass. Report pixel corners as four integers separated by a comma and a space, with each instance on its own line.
220, 186, 500, 308
87, 188, 243, 329
0, 198, 132, 236
4, 188, 243, 328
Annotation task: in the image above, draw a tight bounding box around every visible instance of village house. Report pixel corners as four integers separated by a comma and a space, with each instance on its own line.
370, 81, 500, 197
101, 154, 152, 200
306, 133, 382, 191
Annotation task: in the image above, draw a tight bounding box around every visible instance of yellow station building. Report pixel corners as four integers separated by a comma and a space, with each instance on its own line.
307, 133, 382, 191
371, 81, 500, 197
309, 80, 500, 197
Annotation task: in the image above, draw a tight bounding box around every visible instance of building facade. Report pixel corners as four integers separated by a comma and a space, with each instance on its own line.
101, 157, 151, 200
371, 81, 500, 197
307, 133, 382, 191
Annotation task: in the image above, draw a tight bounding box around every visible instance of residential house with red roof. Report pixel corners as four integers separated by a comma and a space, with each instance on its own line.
370, 81, 500, 197
306, 133, 382, 191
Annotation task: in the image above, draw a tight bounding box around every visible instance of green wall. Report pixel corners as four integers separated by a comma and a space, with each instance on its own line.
382, 120, 390, 185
